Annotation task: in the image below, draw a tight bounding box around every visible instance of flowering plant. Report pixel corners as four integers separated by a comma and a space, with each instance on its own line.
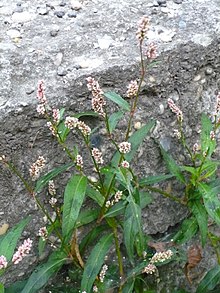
0, 17, 178, 293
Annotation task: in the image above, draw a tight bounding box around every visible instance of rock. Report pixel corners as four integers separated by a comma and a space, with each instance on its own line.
205, 67, 213, 75
12, 11, 33, 23
134, 121, 142, 129
157, 0, 166, 4
59, 1, 67, 6
54, 11, 65, 18
50, 30, 59, 37
159, 29, 176, 42
57, 66, 67, 76
67, 11, 77, 18
193, 74, 201, 82
37, 6, 49, 15
173, 0, 183, 3
6, 29, 21, 38
70, 0, 82, 10
98, 35, 114, 49
54, 52, 63, 66
25, 87, 35, 95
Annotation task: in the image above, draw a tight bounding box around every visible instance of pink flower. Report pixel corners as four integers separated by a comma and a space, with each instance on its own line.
52, 109, 60, 124
0, 255, 7, 269
76, 154, 83, 169
126, 80, 138, 98
38, 227, 48, 241
77, 121, 91, 136
121, 160, 130, 168
92, 148, 103, 164
118, 142, 131, 154
36, 104, 46, 115
47, 121, 57, 136
136, 16, 150, 42
145, 43, 157, 59
12, 238, 32, 265
65, 116, 79, 129
168, 98, 183, 122
142, 263, 157, 274
37, 80, 47, 104
29, 156, 46, 181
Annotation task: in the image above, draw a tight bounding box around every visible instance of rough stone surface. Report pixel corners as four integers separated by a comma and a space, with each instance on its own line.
0, 0, 220, 290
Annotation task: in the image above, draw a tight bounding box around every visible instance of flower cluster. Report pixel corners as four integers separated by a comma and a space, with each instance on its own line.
76, 154, 83, 169
52, 108, 60, 124
48, 180, 56, 196
143, 249, 173, 275
49, 197, 57, 207
93, 286, 98, 293
173, 129, 181, 140
0, 255, 7, 269
86, 77, 106, 117
99, 264, 108, 282
47, 121, 57, 136
106, 191, 123, 208
126, 80, 138, 98
215, 92, 220, 114
210, 131, 215, 140
142, 263, 157, 274
150, 249, 173, 263
29, 156, 46, 181
36, 80, 47, 115
136, 16, 149, 42
145, 42, 157, 59
12, 238, 32, 265
64, 117, 91, 136
118, 142, 131, 154
38, 227, 48, 241
192, 143, 200, 153
167, 98, 183, 122
92, 148, 103, 165
121, 160, 130, 169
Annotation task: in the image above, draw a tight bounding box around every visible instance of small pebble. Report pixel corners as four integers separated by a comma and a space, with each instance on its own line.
159, 104, 164, 114
67, 11, 77, 18
38, 7, 48, 15
59, 1, 67, 6
26, 88, 35, 95
134, 121, 142, 130
50, 30, 59, 37
193, 74, 201, 82
7, 29, 21, 38
54, 11, 65, 18
173, 0, 183, 3
157, 0, 166, 5
57, 66, 67, 76
205, 67, 213, 75
70, 0, 82, 10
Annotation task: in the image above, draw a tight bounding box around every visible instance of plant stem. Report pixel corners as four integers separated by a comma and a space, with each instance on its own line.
144, 185, 184, 204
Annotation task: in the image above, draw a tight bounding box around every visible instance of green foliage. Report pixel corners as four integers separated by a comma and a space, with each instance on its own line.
0, 216, 31, 261
81, 233, 114, 292
21, 251, 67, 293
196, 265, 220, 293
62, 175, 87, 242
104, 92, 130, 112
173, 217, 198, 244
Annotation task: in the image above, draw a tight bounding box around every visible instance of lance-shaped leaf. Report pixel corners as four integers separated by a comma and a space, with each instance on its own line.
108, 111, 124, 133
35, 163, 74, 193
0, 216, 31, 261
81, 233, 113, 292
62, 175, 87, 242
173, 217, 198, 244
0, 283, 4, 293
21, 251, 67, 293
200, 113, 216, 157
196, 265, 220, 293
104, 92, 130, 112
198, 183, 220, 226
139, 174, 173, 186
160, 146, 185, 184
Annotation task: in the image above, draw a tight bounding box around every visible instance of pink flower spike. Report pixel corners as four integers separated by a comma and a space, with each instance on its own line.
146, 43, 157, 59
37, 80, 47, 104
12, 238, 32, 265
0, 255, 7, 269
118, 142, 131, 154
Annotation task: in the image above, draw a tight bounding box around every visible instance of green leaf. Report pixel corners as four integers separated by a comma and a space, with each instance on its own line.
79, 225, 109, 255
5, 280, 27, 293
86, 185, 104, 206
62, 175, 87, 242
35, 163, 74, 193
160, 147, 185, 184
173, 217, 198, 244
0, 216, 31, 261
139, 191, 153, 208
198, 183, 220, 226
81, 233, 113, 292
124, 197, 144, 262
105, 201, 126, 218
104, 92, 130, 112
76, 209, 99, 228
57, 121, 70, 143
0, 283, 4, 293
21, 251, 67, 293
74, 111, 99, 118
196, 265, 220, 293
108, 111, 124, 133
122, 280, 135, 293
139, 174, 173, 187
190, 200, 208, 247
200, 113, 216, 156
111, 120, 156, 166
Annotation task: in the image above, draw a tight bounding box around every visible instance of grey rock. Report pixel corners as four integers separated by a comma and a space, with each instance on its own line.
205, 67, 213, 75
38, 7, 49, 15
157, 0, 166, 5
54, 11, 65, 18
50, 30, 59, 37
174, 0, 183, 3
57, 66, 67, 76
67, 11, 77, 18
59, 1, 67, 6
